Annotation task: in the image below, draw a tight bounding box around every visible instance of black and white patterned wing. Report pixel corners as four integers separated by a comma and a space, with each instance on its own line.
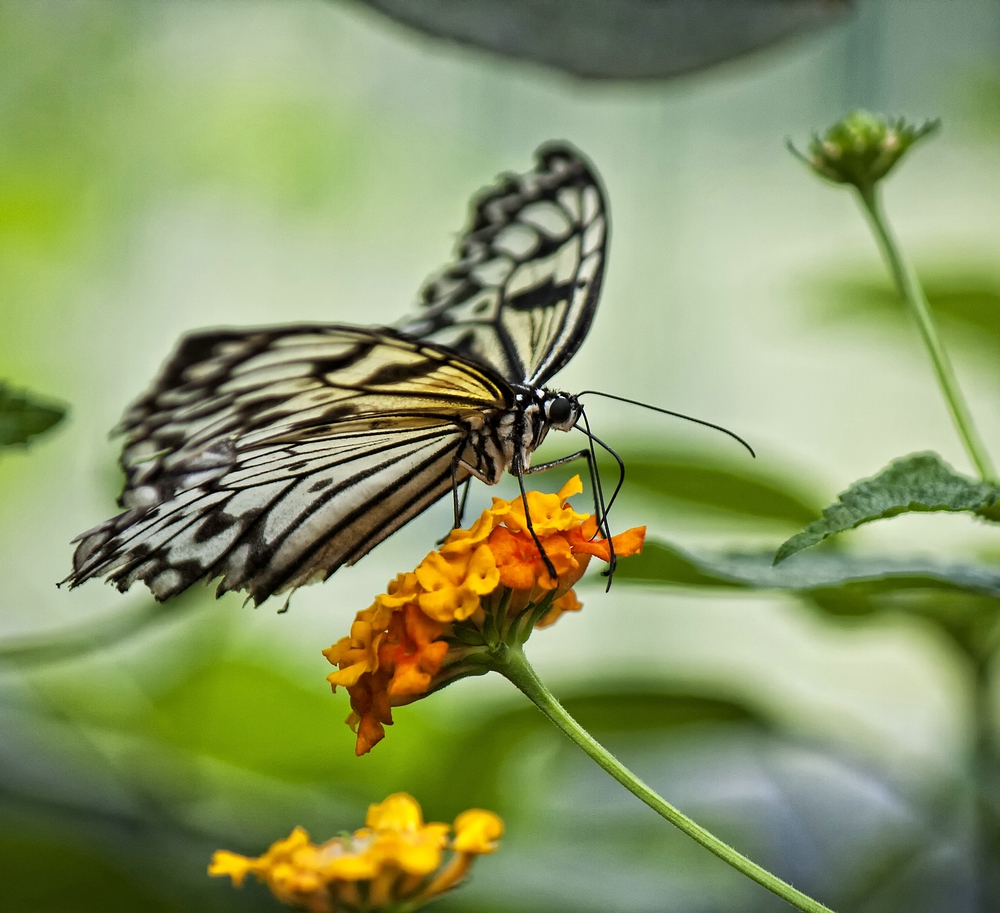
397, 142, 608, 387
66, 325, 510, 604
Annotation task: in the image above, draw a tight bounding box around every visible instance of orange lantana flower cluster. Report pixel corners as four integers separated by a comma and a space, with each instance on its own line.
209, 793, 502, 913
324, 477, 645, 755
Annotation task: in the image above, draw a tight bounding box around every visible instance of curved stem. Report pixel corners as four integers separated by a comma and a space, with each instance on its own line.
491, 643, 836, 913
856, 184, 995, 482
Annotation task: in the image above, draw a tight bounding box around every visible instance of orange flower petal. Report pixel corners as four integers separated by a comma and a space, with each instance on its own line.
570, 525, 646, 561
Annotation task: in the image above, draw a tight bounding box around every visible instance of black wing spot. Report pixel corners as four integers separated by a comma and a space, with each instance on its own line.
194, 512, 238, 542
507, 278, 573, 312
312, 346, 373, 376
365, 361, 436, 386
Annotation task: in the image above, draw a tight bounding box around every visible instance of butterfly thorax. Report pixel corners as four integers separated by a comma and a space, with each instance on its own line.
460, 385, 580, 485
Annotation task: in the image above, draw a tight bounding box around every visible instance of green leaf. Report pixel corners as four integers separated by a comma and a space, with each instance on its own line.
0, 383, 66, 447
439, 683, 770, 813
0, 594, 196, 668
614, 452, 821, 525
774, 452, 1000, 564
816, 270, 1000, 350
617, 538, 1000, 597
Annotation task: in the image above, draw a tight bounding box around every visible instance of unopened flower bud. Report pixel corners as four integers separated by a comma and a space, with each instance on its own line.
790, 110, 939, 190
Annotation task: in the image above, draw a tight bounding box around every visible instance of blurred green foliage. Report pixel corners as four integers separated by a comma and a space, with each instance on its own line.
0, 836, 177, 913
0, 384, 65, 447
816, 270, 1000, 355
612, 450, 822, 525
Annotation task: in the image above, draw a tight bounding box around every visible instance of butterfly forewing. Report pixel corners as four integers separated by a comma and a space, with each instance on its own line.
397, 144, 608, 386
69, 142, 609, 606
69, 327, 509, 603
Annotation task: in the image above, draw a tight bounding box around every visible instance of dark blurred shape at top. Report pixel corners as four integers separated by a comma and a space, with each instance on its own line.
348, 0, 854, 80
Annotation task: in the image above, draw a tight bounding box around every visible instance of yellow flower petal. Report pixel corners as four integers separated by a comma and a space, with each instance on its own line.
557, 474, 584, 502
366, 793, 424, 831
376, 572, 421, 609
439, 506, 506, 555
323, 618, 386, 688
464, 544, 500, 595
321, 848, 381, 881
372, 826, 449, 876
208, 850, 254, 886
452, 810, 504, 854
414, 551, 463, 590
211, 797, 502, 911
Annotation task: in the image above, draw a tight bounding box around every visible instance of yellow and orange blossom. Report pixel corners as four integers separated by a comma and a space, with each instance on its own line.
209, 793, 502, 913
324, 477, 645, 754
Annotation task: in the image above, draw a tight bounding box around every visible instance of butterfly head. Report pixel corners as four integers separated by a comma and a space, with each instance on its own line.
543, 391, 581, 432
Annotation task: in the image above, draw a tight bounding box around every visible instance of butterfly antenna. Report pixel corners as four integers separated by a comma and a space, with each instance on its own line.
577, 391, 755, 458
579, 421, 627, 518
577, 408, 618, 590
575, 407, 611, 532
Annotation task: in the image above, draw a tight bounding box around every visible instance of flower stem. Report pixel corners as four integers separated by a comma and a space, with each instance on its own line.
491, 643, 836, 913
856, 184, 995, 482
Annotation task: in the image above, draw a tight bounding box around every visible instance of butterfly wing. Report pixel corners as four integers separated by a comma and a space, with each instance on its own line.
68, 326, 510, 604
397, 142, 609, 386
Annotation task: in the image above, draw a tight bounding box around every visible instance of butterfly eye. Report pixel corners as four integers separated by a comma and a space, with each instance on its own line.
548, 397, 573, 424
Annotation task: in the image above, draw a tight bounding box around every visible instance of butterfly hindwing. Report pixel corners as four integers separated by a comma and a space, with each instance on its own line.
397, 143, 608, 386
68, 326, 509, 603
69, 143, 608, 606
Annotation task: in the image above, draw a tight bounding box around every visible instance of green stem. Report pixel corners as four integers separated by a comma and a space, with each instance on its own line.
856, 184, 996, 482
491, 643, 836, 913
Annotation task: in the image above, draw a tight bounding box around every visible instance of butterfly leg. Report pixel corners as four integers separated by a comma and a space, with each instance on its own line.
524, 449, 605, 525
525, 443, 617, 588
513, 454, 558, 583
525, 449, 614, 540
438, 469, 473, 546
455, 478, 472, 528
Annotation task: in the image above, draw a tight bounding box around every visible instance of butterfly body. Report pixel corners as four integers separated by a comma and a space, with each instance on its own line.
462, 384, 580, 485
67, 144, 608, 605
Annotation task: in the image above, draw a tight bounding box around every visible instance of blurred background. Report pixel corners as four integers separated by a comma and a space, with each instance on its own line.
3, 0, 1000, 910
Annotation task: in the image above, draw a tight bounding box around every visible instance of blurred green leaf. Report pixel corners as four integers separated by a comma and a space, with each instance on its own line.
141, 660, 357, 782
618, 453, 821, 524
618, 538, 1000, 597
774, 452, 1000, 563
0, 383, 65, 447
805, 587, 1000, 648
0, 836, 175, 913
438, 684, 770, 814
816, 271, 1000, 348
616, 540, 745, 588
0, 600, 180, 668
351, 0, 853, 80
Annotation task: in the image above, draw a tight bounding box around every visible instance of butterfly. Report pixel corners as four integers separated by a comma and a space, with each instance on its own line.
65, 143, 611, 605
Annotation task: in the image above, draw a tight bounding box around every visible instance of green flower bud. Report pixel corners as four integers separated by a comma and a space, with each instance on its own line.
790, 110, 939, 191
